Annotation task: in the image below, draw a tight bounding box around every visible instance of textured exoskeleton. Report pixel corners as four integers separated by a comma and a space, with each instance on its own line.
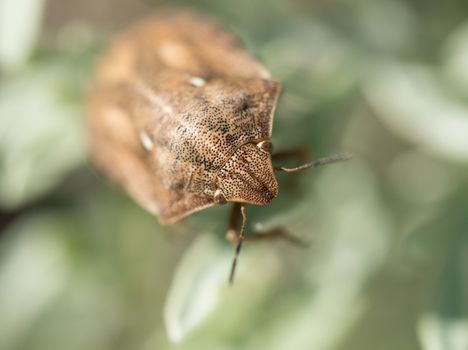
87, 11, 281, 224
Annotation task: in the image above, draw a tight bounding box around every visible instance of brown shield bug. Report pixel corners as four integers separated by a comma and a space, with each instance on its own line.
87, 10, 350, 283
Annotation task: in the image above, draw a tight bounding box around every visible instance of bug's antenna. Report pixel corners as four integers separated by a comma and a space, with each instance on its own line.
229, 204, 247, 284
274, 152, 352, 173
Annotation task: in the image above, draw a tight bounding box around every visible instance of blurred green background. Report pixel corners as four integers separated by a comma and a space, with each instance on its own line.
1, 0, 468, 349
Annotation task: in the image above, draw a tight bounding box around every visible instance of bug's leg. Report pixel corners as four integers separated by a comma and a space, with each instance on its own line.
228, 227, 307, 246
226, 204, 308, 284
272, 147, 311, 164
227, 203, 247, 284
226, 202, 242, 243
226, 204, 308, 245
274, 152, 352, 173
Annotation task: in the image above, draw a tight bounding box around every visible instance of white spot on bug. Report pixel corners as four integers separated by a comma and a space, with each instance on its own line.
134, 80, 173, 116
139, 131, 154, 151
190, 76, 205, 87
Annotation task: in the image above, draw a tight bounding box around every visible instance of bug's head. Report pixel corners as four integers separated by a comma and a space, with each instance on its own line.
214, 140, 278, 206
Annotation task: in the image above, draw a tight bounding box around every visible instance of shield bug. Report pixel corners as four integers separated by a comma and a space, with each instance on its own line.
87, 10, 350, 283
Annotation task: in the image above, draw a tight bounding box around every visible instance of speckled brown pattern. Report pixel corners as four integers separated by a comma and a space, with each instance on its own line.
87, 11, 281, 224
217, 143, 278, 205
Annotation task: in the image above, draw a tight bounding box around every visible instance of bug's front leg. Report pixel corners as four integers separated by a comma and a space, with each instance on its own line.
272, 147, 311, 165
225, 204, 307, 246
226, 204, 308, 284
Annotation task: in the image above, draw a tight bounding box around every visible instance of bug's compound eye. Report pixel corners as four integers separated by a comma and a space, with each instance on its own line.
189, 76, 206, 87
256, 140, 273, 154
214, 189, 227, 204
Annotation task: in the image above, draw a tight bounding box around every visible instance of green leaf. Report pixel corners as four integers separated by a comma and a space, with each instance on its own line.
364, 63, 468, 163
0, 0, 45, 71
418, 232, 468, 350
0, 61, 87, 209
